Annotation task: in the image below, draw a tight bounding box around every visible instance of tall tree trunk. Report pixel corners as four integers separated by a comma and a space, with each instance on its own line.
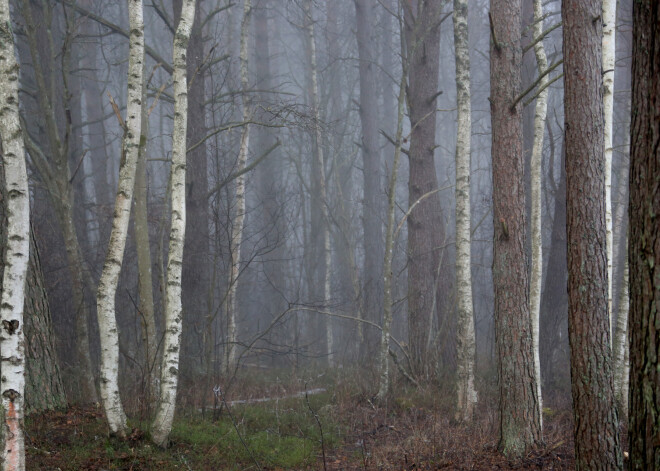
303, 0, 333, 366
133, 59, 158, 407
0, 2, 30, 467
225, 0, 252, 374
603, 0, 617, 337
377, 32, 406, 402
404, 0, 448, 377
355, 0, 383, 357
563, 0, 622, 468
453, 0, 476, 422
95, 0, 144, 437
181, 0, 210, 381
490, 0, 542, 458
628, 1, 660, 467
529, 0, 549, 429
612, 243, 628, 414
151, 0, 195, 448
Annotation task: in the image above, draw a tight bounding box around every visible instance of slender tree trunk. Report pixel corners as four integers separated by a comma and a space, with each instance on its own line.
95, 0, 144, 437
603, 0, 616, 338
490, 0, 542, 457
377, 32, 406, 402
612, 243, 628, 414
0, 4, 30, 467
529, 0, 549, 429
303, 0, 333, 366
355, 0, 383, 357
133, 60, 158, 406
225, 0, 252, 374
563, 0, 622, 468
628, 1, 660, 467
151, 0, 195, 448
453, 0, 476, 422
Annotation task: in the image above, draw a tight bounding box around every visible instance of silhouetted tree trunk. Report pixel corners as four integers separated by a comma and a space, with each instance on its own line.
355, 0, 383, 357
490, 0, 542, 458
563, 0, 622, 468
628, 1, 660, 467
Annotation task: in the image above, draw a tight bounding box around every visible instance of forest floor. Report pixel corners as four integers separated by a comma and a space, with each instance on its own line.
25, 369, 608, 470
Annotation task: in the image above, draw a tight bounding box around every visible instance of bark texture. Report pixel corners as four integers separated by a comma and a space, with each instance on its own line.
628, 1, 660, 467
453, 0, 476, 422
563, 0, 622, 468
490, 0, 542, 458
529, 0, 549, 429
0, 3, 30, 467
151, 0, 195, 448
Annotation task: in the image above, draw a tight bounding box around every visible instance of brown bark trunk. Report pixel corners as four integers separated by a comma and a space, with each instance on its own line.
628, 1, 660, 468
563, 0, 623, 468
404, 0, 449, 377
490, 0, 542, 458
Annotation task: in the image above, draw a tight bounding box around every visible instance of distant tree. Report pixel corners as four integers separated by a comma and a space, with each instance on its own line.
628, 0, 660, 468
563, 0, 623, 468
490, 0, 542, 457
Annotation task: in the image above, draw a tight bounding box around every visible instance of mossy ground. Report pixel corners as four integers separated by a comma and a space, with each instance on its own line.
26, 368, 582, 470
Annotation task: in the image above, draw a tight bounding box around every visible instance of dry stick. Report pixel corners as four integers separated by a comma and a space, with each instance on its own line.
305, 384, 327, 471
523, 73, 564, 108
523, 21, 562, 54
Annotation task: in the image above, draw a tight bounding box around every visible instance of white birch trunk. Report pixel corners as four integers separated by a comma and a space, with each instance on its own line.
304, 0, 333, 367
151, 0, 195, 448
613, 239, 629, 417
225, 0, 252, 374
0, 3, 30, 469
529, 0, 549, 429
453, 0, 477, 422
602, 0, 616, 339
377, 33, 407, 402
95, 0, 144, 437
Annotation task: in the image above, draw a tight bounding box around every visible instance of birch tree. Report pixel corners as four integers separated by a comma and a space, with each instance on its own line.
95, 0, 144, 437
0, 0, 29, 467
303, 0, 333, 366
453, 0, 476, 422
225, 0, 252, 374
529, 0, 549, 428
563, 0, 622, 467
603, 0, 616, 337
151, 0, 195, 448
628, 0, 660, 467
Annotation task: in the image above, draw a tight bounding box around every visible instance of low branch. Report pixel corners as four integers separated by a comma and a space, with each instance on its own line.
206, 139, 281, 199
523, 21, 562, 55
510, 59, 563, 110
523, 73, 564, 107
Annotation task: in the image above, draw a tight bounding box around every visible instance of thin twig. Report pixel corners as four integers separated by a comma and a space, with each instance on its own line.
214, 385, 263, 471
305, 383, 327, 471
510, 59, 563, 110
